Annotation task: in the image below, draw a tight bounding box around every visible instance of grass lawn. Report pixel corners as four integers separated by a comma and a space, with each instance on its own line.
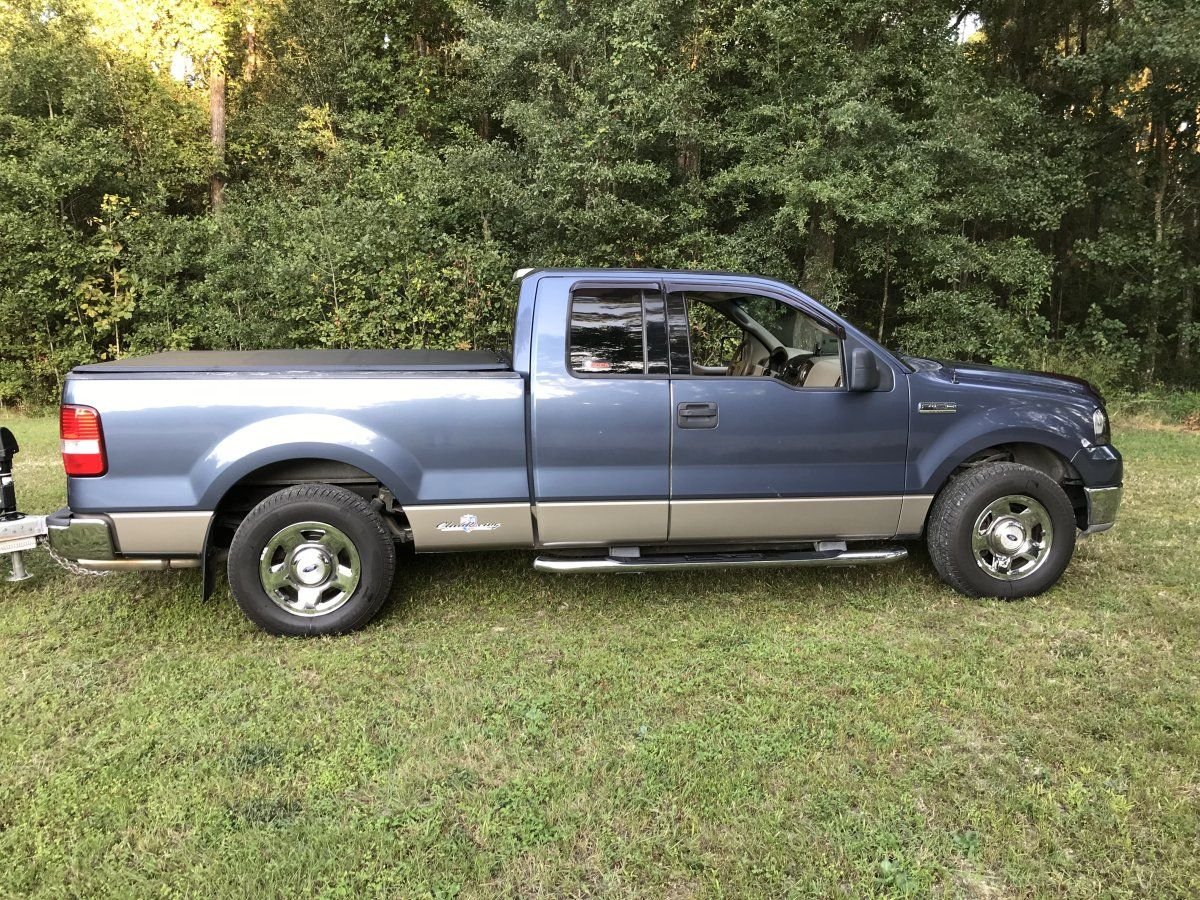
0, 414, 1197, 898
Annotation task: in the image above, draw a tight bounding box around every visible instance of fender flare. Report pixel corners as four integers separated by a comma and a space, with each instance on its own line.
194, 413, 423, 511
195, 415, 422, 602
915, 427, 1083, 498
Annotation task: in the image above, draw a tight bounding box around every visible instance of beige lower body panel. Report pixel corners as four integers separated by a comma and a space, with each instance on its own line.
406, 495, 925, 551
110, 511, 213, 555
896, 495, 935, 537
406, 503, 535, 551
668, 496, 904, 543
536, 501, 668, 547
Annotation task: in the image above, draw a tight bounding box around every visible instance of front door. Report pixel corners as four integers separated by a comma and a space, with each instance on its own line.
665, 284, 910, 543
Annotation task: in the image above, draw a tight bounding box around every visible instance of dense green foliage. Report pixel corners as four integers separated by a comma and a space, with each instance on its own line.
2, 0, 1198, 404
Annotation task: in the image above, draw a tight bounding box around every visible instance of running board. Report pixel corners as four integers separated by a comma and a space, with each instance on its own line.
533, 546, 907, 574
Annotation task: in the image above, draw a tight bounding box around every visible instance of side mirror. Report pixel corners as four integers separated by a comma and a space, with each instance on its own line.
847, 348, 881, 392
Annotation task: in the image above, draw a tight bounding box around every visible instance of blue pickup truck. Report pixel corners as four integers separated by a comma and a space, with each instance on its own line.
32, 268, 1121, 634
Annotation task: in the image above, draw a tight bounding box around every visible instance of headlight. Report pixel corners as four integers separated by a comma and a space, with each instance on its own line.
1092, 407, 1109, 442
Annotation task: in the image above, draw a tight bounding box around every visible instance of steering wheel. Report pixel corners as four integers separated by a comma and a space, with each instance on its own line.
765, 346, 791, 377
765, 346, 813, 385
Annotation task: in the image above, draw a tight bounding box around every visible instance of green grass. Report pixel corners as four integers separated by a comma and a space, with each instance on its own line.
1108, 389, 1200, 430
1, 415, 1197, 898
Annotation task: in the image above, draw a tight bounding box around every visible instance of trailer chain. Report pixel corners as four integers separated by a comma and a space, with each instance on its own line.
42, 538, 112, 577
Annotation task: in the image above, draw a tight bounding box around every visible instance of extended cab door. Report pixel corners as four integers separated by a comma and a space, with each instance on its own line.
665, 282, 913, 542
529, 277, 672, 546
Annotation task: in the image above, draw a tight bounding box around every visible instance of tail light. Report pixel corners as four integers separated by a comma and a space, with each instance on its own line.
60, 405, 107, 477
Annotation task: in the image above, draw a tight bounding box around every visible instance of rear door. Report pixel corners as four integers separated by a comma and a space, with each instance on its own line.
529, 278, 672, 546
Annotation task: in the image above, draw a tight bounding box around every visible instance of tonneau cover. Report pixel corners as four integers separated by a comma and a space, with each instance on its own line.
72, 349, 511, 374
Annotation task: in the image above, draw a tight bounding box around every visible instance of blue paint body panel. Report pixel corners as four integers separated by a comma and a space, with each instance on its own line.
64, 373, 531, 512
903, 358, 1122, 493
62, 268, 1122, 545
670, 377, 909, 499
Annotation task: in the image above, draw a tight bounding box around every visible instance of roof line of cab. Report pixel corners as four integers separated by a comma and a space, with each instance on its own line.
513, 267, 825, 317
514, 266, 802, 292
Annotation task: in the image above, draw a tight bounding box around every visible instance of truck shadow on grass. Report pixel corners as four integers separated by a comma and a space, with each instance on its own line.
31, 536, 1039, 642
368, 542, 951, 630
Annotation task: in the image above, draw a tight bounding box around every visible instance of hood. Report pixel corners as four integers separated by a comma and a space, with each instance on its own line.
904, 357, 1104, 404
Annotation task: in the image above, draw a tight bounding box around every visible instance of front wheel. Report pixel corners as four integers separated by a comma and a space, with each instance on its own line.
926, 461, 1077, 598
228, 483, 396, 635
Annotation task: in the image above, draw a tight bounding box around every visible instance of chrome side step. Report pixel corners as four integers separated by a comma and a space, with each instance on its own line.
533, 546, 907, 574
74, 557, 201, 571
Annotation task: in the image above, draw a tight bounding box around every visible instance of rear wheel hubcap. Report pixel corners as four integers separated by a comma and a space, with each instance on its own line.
259, 521, 361, 616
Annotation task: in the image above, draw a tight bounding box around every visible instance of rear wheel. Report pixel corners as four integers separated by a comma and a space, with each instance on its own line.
227, 483, 396, 635
927, 461, 1076, 598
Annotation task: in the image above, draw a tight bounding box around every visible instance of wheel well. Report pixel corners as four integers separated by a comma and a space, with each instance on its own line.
208, 458, 409, 551
954, 443, 1087, 528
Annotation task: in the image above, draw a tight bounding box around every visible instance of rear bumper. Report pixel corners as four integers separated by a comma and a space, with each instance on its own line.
1082, 486, 1122, 535
47, 507, 201, 570
47, 507, 115, 560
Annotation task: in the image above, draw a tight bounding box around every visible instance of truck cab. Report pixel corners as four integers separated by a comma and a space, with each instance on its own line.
519, 270, 915, 548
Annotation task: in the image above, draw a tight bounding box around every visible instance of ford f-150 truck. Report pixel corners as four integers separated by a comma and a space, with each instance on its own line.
38, 268, 1122, 635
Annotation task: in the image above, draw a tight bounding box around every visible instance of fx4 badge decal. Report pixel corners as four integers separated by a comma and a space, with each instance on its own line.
437, 514, 502, 534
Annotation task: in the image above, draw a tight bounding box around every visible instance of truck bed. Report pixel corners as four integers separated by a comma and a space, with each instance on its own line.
72, 349, 511, 374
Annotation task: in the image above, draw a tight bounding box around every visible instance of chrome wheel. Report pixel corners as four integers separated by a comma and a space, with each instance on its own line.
258, 521, 361, 617
971, 494, 1054, 581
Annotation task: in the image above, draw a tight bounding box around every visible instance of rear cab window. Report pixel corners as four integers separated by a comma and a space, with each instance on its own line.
568, 287, 667, 376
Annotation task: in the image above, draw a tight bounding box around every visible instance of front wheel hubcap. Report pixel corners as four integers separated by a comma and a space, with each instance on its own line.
971, 495, 1054, 581
259, 521, 361, 616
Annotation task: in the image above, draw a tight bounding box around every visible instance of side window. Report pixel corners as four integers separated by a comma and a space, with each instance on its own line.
670, 289, 845, 388
688, 303, 745, 367
569, 288, 647, 375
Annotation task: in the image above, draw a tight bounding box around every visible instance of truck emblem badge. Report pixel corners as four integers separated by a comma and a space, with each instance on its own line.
918, 401, 958, 414
437, 514, 501, 534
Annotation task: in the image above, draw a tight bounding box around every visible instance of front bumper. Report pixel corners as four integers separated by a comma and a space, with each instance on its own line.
1071, 444, 1123, 487
1082, 486, 1123, 535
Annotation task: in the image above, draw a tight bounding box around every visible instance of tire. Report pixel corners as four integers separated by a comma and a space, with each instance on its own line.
227, 483, 396, 636
926, 461, 1076, 599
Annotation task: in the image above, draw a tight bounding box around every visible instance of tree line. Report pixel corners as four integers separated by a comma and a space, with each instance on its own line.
1, 0, 1197, 405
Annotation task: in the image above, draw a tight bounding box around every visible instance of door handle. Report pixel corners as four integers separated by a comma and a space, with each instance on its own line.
677, 401, 718, 429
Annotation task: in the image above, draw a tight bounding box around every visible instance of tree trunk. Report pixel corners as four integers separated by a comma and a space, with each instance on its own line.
1145, 117, 1167, 382
245, 20, 258, 81
801, 205, 837, 302
877, 239, 891, 342
209, 65, 226, 211
1180, 206, 1199, 366
1179, 279, 1194, 366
